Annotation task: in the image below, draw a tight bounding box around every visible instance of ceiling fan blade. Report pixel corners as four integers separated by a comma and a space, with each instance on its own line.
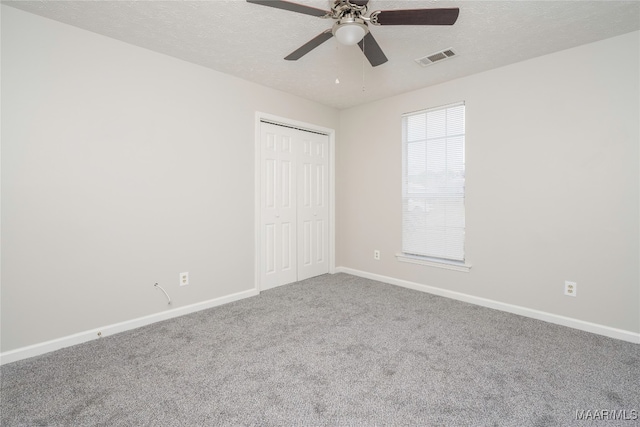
372, 8, 460, 26
358, 32, 388, 67
246, 0, 329, 17
285, 29, 333, 60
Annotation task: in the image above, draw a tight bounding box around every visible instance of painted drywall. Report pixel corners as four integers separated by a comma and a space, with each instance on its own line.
337, 31, 640, 334
0, 5, 338, 352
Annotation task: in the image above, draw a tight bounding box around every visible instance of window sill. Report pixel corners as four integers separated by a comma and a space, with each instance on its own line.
395, 253, 472, 273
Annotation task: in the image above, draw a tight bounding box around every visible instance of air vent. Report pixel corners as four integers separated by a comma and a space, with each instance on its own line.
415, 48, 457, 67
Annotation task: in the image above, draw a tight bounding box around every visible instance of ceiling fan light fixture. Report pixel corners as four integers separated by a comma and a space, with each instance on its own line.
332, 18, 368, 46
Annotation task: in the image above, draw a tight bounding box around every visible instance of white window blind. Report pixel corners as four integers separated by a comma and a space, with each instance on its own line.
402, 102, 465, 262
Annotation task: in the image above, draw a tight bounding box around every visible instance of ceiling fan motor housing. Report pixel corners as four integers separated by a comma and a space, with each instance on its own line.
331, 0, 368, 18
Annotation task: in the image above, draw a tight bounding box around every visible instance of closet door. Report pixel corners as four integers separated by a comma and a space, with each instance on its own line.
297, 132, 329, 281
260, 124, 297, 290
259, 122, 329, 290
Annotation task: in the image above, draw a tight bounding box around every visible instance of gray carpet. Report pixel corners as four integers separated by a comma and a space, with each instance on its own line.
1, 273, 638, 426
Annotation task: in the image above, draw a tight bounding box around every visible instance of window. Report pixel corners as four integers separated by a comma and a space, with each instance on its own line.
399, 102, 468, 270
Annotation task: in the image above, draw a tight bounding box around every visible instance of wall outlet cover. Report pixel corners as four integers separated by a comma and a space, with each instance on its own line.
564, 281, 577, 297
180, 272, 189, 287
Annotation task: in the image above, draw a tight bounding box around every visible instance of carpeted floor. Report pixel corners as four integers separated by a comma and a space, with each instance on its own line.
1, 273, 638, 426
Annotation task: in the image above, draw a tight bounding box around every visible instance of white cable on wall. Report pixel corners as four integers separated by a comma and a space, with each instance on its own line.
154, 283, 171, 305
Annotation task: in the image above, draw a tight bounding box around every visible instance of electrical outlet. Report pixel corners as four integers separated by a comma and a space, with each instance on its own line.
180, 272, 189, 287
564, 281, 576, 297
374, 250, 380, 260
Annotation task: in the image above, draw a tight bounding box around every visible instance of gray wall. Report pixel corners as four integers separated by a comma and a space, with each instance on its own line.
336, 31, 640, 334
1, 6, 338, 352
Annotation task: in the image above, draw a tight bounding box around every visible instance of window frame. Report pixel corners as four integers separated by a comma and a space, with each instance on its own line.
396, 101, 471, 272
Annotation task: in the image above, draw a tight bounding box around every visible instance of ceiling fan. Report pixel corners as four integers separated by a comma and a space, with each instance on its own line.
246, 0, 460, 67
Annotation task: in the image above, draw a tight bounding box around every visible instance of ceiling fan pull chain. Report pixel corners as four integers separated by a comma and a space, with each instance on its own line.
335, 40, 341, 84
362, 35, 366, 92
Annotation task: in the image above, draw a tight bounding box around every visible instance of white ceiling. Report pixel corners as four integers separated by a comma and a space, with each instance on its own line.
5, 0, 640, 109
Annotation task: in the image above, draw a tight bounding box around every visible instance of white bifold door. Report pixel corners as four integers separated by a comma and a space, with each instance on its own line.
260, 122, 329, 290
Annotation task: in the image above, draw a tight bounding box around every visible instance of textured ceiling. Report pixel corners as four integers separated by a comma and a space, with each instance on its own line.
4, 0, 640, 109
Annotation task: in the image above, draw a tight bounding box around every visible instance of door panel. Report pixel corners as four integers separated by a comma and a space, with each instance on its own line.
265, 223, 276, 275
302, 220, 312, 266
316, 220, 325, 263
297, 133, 329, 281
281, 222, 293, 271
261, 125, 297, 289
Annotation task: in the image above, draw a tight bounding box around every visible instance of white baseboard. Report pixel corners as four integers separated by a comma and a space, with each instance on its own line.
335, 267, 640, 345
0, 288, 259, 366
3, 270, 637, 365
